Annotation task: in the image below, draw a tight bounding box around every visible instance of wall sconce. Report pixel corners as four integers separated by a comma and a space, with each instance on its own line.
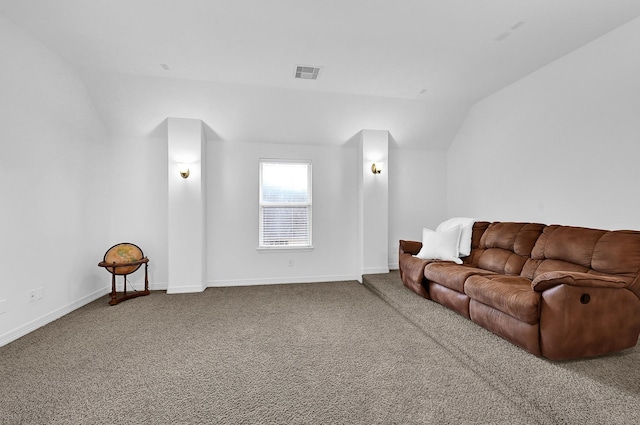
177, 163, 190, 179
371, 162, 383, 174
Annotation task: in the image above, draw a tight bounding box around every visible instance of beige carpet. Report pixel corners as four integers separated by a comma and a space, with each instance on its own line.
0, 272, 638, 424
363, 272, 640, 425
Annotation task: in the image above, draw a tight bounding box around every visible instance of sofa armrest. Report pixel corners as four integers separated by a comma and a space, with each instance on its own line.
534, 271, 640, 360
532, 271, 628, 293
399, 240, 422, 256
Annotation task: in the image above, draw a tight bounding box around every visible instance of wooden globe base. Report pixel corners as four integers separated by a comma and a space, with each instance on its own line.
108, 285, 150, 306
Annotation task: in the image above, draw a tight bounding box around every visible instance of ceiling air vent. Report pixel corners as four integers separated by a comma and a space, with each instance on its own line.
294, 65, 322, 80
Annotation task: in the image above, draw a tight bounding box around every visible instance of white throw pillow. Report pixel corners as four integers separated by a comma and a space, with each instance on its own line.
436, 217, 476, 257
415, 226, 463, 264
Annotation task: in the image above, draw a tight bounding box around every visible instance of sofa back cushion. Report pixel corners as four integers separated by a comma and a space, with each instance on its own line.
526, 225, 640, 284
473, 222, 545, 275
462, 221, 489, 266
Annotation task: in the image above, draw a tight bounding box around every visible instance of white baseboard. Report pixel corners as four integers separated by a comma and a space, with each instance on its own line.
208, 274, 360, 288
166, 283, 206, 294
149, 282, 168, 291
362, 267, 390, 275
0, 287, 110, 348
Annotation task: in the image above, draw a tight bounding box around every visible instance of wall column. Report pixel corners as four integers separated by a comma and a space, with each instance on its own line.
167, 118, 207, 293
358, 129, 389, 280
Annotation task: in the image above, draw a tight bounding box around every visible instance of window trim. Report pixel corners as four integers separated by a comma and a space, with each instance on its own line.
258, 159, 313, 250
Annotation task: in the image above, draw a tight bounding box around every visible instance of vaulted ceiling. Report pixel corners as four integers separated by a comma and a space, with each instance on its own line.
2, 0, 640, 147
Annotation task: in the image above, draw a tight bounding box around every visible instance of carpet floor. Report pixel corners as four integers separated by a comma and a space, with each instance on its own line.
363, 272, 640, 425
0, 271, 638, 424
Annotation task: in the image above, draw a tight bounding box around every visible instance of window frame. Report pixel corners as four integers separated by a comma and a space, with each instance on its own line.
258, 159, 313, 250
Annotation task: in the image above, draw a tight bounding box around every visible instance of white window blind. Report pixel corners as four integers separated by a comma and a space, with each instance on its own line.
259, 160, 312, 248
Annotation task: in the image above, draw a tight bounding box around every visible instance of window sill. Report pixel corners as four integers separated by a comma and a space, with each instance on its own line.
257, 246, 314, 252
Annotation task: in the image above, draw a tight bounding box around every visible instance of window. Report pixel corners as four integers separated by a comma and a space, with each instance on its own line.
259, 160, 312, 248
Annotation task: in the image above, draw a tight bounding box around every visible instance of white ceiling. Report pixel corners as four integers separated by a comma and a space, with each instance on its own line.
2, 0, 640, 147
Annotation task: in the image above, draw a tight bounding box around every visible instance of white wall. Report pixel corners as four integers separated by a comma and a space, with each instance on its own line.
80, 70, 462, 150
360, 130, 389, 276
83, 69, 448, 285
106, 133, 363, 288
108, 129, 444, 285
448, 16, 640, 231
206, 140, 360, 285
0, 16, 111, 345
167, 118, 207, 293
108, 134, 168, 289
389, 147, 448, 267
109, 133, 445, 285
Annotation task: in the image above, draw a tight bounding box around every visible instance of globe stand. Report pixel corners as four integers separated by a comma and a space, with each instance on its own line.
98, 243, 150, 305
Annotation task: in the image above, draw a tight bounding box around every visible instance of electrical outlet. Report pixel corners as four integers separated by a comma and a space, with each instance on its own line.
36, 287, 44, 300
288, 259, 294, 267
0, 299, 6, 314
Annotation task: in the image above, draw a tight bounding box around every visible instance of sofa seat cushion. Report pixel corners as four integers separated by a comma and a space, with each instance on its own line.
424, 263, 496, 293
464, 275, 541, 325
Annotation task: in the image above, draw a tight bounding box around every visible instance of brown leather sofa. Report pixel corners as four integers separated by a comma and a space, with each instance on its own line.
399, 221, 640, 360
